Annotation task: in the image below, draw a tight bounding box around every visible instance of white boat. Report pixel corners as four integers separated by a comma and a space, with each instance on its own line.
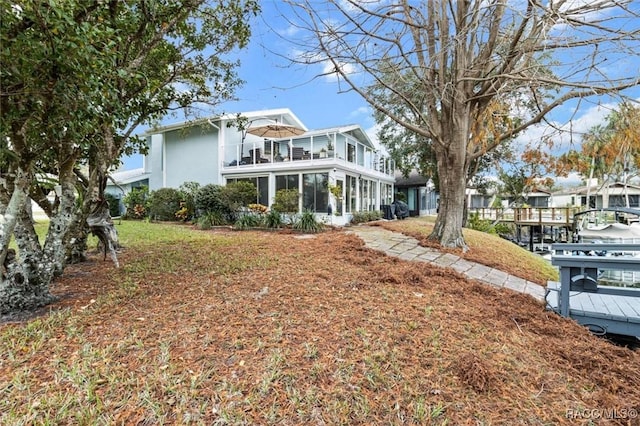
573, 208, 640, 244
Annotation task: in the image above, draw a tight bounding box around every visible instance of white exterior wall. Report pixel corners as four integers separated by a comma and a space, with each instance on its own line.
162, 125, 220, 189
147, 134, 164, 190
550, 193, 578, 208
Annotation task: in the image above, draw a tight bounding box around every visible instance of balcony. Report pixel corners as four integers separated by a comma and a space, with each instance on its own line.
221, 139, 395, 177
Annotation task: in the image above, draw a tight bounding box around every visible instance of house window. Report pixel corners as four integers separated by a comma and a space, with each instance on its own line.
347, 143, 356, 163
357, 144, 365, 166
356, 178, 378, 211
470, 194, 490, 208
227, 176, 268, 206
334, 179, 344, 215
370, 180, 378, 211
335, 135, 346, 160
275, 174, 299, 191
381, 183, 393, 205
610, 195, 639, 208
346, 175, 357, 213
264, 140, 279, 157
302, 173, 329, 213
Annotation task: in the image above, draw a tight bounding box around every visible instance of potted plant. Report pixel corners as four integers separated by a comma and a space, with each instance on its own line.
328, 184, 342, 199
320, 147, 327, 158
326, 141, 334, 157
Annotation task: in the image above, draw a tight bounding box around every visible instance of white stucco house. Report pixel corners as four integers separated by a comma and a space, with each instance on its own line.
550, 182, 640, 209
109, 108, 396, 225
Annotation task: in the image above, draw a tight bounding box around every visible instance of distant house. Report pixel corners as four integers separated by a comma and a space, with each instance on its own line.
466, 186, 496, 209
119, 108, 395, 225
551, 182, 640, 209
505, 188, 551, 208
394, 170, 437, 216
106, 168, 151, 215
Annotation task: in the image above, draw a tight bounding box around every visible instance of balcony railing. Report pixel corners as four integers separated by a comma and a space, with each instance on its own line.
221, 140, 395, 176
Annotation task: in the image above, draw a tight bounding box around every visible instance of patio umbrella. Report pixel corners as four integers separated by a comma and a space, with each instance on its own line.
246, 123, 305, 139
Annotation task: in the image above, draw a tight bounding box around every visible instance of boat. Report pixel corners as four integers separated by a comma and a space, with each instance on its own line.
572, 207, 640, 244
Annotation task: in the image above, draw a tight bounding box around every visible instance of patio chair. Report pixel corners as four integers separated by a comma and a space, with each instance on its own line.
249, 148, 262, 163
290, 146, 304, 160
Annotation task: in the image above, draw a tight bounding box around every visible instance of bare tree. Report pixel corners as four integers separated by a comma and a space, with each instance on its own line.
283, 0, 640, 249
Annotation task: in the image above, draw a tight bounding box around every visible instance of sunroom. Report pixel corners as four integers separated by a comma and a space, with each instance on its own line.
220, 125, 396, 226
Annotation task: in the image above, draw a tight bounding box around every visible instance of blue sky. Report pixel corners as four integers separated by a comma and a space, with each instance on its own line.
123, 1, 640, 185
123, 2, 378, 170
216, 3, 375, 132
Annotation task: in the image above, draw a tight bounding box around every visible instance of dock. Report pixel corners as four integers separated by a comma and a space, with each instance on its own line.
545, 243, 640, 338
468, 207, 578, 252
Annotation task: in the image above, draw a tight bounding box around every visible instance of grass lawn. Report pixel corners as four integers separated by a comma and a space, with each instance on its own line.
376, 217, 559, 285
1, 219, 638, 425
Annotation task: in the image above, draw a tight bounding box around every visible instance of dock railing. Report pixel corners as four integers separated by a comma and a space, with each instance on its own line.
546, 243, 640, 337
467, 207, 580, 225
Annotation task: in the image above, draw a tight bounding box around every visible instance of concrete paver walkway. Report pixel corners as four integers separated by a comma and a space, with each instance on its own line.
347, 225, 546, 302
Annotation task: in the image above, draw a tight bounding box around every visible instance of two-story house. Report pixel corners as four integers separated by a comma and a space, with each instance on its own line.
113, 108, 396, 225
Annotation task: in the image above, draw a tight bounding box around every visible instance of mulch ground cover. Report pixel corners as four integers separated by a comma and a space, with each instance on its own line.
1, 226, 639, 425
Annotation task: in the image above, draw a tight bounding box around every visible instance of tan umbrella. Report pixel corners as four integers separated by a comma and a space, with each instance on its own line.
246, 123, 305, 138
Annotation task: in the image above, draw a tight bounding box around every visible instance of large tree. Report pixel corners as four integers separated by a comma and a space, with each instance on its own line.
0, 0, 258, 314
283, 0, 640, 249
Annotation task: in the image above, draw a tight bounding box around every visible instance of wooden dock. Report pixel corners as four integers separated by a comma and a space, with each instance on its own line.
467, 207, 579, 227
468, 207, 579, 251
545, 243, 640, 338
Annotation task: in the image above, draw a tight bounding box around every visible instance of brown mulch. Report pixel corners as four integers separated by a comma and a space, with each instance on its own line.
1, 227, 639, 425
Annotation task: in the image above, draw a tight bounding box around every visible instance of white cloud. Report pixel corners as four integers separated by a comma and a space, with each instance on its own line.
279, 24, 300, 38
365, 123, 389, 154
554, 171, 584, 187
349, 106, 370, 119
321, 60, 357, 83
512, 101, 620, 151
336, 0, 391, 12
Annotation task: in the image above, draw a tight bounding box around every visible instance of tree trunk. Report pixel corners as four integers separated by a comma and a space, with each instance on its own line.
67, 126, 120, 265
429, 113, 469, 251
430, 155, 469, 250
0, 170, 57, 314
87, 200, 120, 268
66, 225, 90, 264
0, 159, 80, 314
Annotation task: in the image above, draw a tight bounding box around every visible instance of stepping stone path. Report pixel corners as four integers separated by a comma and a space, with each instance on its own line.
347, 225, 546, 302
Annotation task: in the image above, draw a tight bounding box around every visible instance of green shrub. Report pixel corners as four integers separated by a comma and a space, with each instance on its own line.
196, 211, 226, 230
104, 193, 122, 217
271, 189, 299, 214
222, 181, 258, 211
234, 213, 263, 230
350, 211, 366, 224
123, 186, 149, 219
494, 222, 513, 236
148, 187, 182, 221
466, 212, 497, 234
195, 182, 257, 222
195, 184, 228, 215
350, 210, 382, 225
292, 210, 323, 233
369, 210, 382, 221
177, 181, 200, 221
264, 209, 283, 229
